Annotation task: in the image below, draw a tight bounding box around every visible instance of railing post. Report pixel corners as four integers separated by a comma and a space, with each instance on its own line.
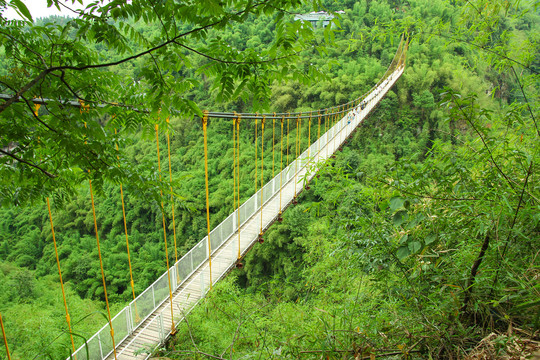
126, 306, 132, 335
159, 313, 164, 341
98, 333, 104, 359
171, 265, 177, 291
152, 286, 156, 308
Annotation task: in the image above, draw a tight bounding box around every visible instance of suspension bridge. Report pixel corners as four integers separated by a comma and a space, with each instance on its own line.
0, 37, 408, 360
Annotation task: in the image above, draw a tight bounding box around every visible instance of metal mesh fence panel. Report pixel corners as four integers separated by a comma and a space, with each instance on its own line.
210, 227, 221, 254
263, 182, 272, 203
152, 272, 170, 306
244, 197, 255, 223
131, 286, 154, 327
273, 176, 280, 195
176, 251, 192, 285
192, 240, 207, 266
222, 215, 234, 241
97, 328, 113, 360
111, 309, 129, 346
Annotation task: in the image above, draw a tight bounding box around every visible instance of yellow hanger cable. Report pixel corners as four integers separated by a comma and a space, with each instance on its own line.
83, 112, 117, 359
166, 118, 179, 271
287, 114, 290, 176
1, 313, 11, 360
37, 100, 77, 354
89, 178, 118, 359
307, 114, 312, 162
46, 197, 76, 354
254, 115, 258, 198
325, 109, 329, 159
202, 112, 213, 289
294, 113, 300, 198
235, 113, 241, 260
272, 115, 276, 177
317, 111, 321, 162
232, 116, 237, 249
154, 123, 176, 332
259, 116, 265, 237
279, 116, 284, 216
332, 109, 338, 155
114, 129, 138, 321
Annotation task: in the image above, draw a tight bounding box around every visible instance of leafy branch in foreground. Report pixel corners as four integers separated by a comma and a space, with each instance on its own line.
0, 0, 323, 205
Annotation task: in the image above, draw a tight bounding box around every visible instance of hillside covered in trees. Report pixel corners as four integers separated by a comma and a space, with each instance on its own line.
0, 0, 538, 359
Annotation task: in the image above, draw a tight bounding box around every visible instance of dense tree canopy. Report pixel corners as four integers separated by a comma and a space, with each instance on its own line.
0, 0, 326, 205
0, 0, 538, 359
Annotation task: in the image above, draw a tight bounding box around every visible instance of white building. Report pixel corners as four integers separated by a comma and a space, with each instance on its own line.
294, 11, 345, 28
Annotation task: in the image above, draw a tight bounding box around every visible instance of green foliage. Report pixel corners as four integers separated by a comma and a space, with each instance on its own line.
157, 0, 539, 359
0, 0, 323, 206
0, 0, 538, 359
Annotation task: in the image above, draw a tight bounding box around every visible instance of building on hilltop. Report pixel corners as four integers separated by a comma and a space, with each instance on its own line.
294, 10, 344, 28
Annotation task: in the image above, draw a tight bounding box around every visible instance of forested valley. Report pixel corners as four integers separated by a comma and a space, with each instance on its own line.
0, 0, 538, 359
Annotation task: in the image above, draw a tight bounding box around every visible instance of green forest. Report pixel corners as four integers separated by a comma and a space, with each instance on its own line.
0, 0, 538, 359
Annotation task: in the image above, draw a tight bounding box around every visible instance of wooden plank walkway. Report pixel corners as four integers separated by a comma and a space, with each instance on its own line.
84, 65, 405, 360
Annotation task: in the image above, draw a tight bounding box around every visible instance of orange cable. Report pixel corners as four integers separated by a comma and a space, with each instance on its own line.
89, 178, 118, 359
202, 112, 213, 289
235, 113, 241, 259
286, 114, 290, 178
325, 109, 329, 158
254, 115, 258, 198
294, 113, 300, 198
259, 116, 265, 236
165, 118, 179, 272
0, 313, 12, 360
232, 116, 237, 248
231, 114, 237, 258
154, 123, 176, 332
279, 116, 284, 215
114, 129, 139, 321
308, 113, 312, 161
272, 115, 276, 177
317, 111, 321, 162
46, 197, 77, 355
83, 114, 117, 358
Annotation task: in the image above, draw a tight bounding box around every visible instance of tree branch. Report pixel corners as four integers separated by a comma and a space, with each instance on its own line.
420, 31, 538, 75
0, 0, 277, 114
510, 66, 539, 137
175, 41, 298, 65
461, 231, 491, 314
0, 148, 57, 178
450, 92, 516, 193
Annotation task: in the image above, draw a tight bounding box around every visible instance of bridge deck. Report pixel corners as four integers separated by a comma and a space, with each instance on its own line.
74, 65, 404, 360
